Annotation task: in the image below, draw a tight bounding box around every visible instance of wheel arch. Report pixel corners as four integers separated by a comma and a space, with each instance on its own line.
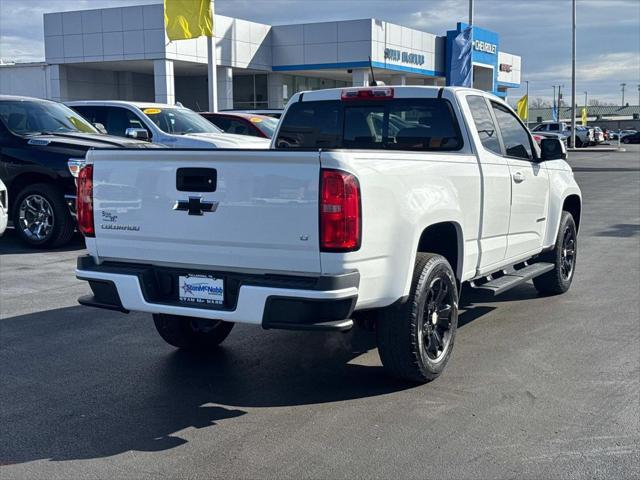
563, 194, 582, 232
7, 172, 59, 211
416, 221, 464, 283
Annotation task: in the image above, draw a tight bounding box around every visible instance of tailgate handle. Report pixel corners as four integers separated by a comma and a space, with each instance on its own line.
176, 168, 217, 192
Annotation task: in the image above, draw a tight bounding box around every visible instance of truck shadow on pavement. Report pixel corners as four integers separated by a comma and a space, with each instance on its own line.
0, 284, 541, 465
0, 229, 86, 255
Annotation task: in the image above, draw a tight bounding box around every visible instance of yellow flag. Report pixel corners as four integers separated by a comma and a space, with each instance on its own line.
516, 94, 528, 121
164, 0, 213, 41
581, 107, 587, 126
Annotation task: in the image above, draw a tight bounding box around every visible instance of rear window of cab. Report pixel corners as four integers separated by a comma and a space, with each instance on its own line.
275, 98, 462, 151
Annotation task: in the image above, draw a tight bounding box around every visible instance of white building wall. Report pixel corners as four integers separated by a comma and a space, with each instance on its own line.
370, 20, 440, 74
497, 51, 522, 85
43, 7, 272, 71
272, 19, 372, 67
0, 64, 50, 98
44, 4, 166, 64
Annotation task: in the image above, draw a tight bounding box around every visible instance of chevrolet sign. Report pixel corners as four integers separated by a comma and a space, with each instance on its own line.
473, 40, 497, 55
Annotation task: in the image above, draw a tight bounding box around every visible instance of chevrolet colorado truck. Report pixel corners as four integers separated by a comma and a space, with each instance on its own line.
75, 86, 581, 383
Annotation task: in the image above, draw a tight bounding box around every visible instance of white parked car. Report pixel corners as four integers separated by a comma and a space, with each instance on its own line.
0, 179, 7, 236
593, 126, 604, 144
66, 101, 270, 149
75, 86, 581, 383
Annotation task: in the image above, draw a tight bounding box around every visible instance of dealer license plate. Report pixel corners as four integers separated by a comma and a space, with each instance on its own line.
178, 274, 224, 305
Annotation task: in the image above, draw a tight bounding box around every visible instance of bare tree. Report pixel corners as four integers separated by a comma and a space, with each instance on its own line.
588, 99, 616, 107
530, 97, 550, 108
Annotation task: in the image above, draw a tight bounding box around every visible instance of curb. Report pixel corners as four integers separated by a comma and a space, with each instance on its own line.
568, 147, 621, 152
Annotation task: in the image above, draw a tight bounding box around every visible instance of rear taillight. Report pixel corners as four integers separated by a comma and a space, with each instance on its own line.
77, 164, 94, 237
320, 169, 360, 252
341, 87, 394, 101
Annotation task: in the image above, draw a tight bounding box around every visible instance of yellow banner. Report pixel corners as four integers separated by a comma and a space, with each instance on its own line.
581, 107, 587, 126
516, 94, 528, 121
164, 0, 213, 41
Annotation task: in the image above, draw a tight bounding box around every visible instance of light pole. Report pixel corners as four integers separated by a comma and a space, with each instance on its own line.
584, 91, 587, 108
570, 0, 576, 151
621, 83, 626, 106
469, 0, 474, 88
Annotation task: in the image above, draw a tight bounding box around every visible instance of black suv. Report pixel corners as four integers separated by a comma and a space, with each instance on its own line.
0, 95, 152, 248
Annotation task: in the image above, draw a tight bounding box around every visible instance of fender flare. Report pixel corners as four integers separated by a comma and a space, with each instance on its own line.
401, 212, 466, 297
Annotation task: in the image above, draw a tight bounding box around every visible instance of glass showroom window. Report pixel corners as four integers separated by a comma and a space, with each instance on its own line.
233, 74, 268, 109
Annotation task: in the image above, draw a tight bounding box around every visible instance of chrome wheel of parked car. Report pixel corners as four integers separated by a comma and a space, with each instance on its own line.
18, 194, 55, 241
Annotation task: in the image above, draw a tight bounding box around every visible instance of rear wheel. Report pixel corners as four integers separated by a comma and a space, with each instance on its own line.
376, 253, 459, 383
534, 211, 577, 295
12, 183, 74, 248
153, 314, 234, 351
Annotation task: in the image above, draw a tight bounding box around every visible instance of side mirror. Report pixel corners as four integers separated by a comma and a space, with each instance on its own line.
540, 138, 567, 161
125, 128, 150, 141
93, 122, 107, 134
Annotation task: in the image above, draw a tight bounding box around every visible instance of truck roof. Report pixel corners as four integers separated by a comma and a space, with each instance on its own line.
292, 85, 502, 103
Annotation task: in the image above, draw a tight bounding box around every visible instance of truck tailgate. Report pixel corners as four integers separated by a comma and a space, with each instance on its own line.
87, 149, 321, 274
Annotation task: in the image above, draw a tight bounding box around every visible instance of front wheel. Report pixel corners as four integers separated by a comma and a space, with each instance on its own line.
376, 253, 459, 383
153, 314, 234, 351
622, 137, 630, 144
534, 211, 578, 295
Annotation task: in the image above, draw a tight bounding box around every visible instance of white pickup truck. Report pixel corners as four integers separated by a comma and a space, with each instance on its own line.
75, 86, 581, 383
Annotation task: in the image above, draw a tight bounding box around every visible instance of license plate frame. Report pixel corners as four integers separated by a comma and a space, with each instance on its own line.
178, 274, 224, 306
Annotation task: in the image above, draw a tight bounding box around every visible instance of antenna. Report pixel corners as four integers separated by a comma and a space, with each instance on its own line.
368, 56, 377, 86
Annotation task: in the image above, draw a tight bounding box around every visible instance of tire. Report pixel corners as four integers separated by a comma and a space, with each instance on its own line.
12, 183, 74, 248
376, 253, 459, 383
576, 137, 583, 148
533, 211, 578, 295
153, 313, 234, 351
622, 137, 630, 144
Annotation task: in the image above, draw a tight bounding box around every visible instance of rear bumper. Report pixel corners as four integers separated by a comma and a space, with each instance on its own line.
75, 255, 358, 327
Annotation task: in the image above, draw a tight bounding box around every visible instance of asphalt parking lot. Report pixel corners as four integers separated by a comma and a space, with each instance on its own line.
1, 146, 639, 479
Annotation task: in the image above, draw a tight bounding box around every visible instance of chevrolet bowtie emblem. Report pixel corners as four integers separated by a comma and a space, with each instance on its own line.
173, 197, 218, 216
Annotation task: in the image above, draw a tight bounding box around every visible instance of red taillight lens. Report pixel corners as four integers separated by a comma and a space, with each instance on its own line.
77, 164, 94, 237
320, 169, 360, 251
341, 87, 394, 101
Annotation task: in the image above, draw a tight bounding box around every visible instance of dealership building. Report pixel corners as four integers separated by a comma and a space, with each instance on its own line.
0, 2, 522, 110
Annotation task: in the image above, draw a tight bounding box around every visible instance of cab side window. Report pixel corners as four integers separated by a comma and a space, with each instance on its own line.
207, 116, 231, 131
467, 95, 502, 155
104, 107, 147, 137
491, 102, 533, 160
71, 106, 105, 126
226, 119, 251, 136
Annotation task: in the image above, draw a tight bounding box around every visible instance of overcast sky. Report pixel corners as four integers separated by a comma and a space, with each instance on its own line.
1, 0, 638, 105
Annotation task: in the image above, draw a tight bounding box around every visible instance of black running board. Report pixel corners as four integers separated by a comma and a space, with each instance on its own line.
264, 319, 354, 332
471, 262, 554, 295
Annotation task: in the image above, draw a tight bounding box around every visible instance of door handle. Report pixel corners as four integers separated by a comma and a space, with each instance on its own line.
512, 171, 525, 183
